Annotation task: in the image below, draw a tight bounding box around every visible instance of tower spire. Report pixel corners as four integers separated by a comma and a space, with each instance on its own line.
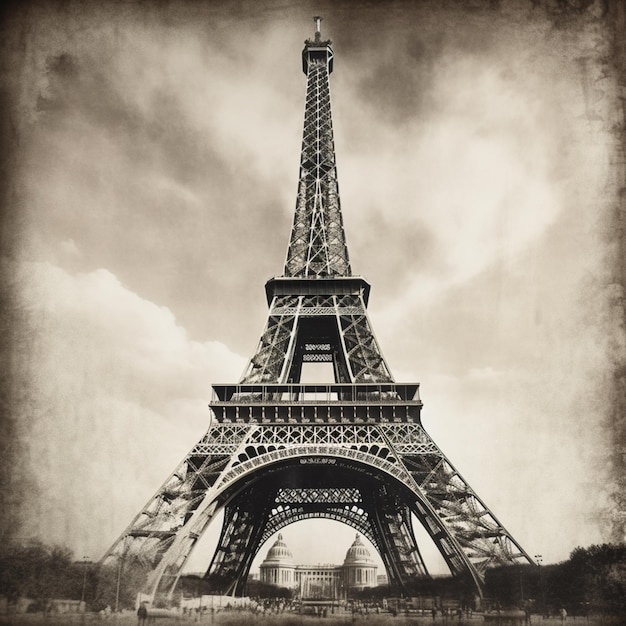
314, 15, 322, 41
284, 16, 350, 278
244, 18, 390, 385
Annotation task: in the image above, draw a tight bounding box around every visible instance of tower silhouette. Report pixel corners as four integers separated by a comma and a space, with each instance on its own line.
101, 17, 532, 601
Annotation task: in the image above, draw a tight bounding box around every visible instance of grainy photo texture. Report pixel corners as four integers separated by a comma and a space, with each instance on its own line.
0, 0, 624, 621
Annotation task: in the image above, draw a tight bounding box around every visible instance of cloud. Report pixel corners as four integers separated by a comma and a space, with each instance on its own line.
334, 8, 605, 308
19, 20, 300, 350
11, 260, 246, 557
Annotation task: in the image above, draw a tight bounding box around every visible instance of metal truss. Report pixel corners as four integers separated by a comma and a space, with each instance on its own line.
202, 465, 429, 594
205, 482, 379, 595
404, 448, 530, 578
240, 296, 296, 384
263, 506, 374, 547
205, 490, 273, 596
284, 33, 350, 278
263, 488, 374, 547
241, 295, 393, 384
102, 412, 531, 598
364, 486, 428, 584
337, 295, 393, 382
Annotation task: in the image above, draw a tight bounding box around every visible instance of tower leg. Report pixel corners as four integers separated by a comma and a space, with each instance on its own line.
205, 484, 274, 595
364, 484, 429, 590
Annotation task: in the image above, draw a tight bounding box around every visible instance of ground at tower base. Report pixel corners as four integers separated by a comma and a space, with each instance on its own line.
0, 610, 624, 626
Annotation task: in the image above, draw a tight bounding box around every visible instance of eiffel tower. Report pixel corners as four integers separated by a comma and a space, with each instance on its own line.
101, 17, 532, 601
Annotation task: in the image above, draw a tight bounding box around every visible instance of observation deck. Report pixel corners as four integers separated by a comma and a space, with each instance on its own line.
209, 383, 422, 424
302, 17, 333, 74
265, 275, 371, 306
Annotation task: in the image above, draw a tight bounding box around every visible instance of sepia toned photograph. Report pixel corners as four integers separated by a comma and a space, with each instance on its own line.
0, 0, 624, 624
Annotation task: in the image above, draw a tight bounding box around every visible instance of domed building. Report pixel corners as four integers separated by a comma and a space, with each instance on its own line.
342, 534, 377, 591
259, 532, 377, 599
259, 533, 295, 587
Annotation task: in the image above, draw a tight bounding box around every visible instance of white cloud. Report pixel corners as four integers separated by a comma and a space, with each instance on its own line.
338, 30, 606, 313
14, 260, 246, 557
110, 22, 302, 203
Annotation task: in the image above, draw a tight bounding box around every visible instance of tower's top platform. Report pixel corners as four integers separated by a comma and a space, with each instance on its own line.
302, 15, 333, 74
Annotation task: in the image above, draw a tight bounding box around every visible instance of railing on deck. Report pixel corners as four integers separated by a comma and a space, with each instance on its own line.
209, 383, 421, 404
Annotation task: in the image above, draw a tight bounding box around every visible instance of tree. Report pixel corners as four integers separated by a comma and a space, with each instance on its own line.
484, 544, 626, 618
93, 557, 152, 611
245, 579, 292, 599
484, 564, 540, 609
0, 540, 91, 610
562, 544, 626, 615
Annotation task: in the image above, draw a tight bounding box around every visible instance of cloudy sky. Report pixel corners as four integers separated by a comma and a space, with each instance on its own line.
1, 0, 624, 578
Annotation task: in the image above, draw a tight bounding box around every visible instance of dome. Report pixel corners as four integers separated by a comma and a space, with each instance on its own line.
343, 534, 374, 566
262, 533, 294, 566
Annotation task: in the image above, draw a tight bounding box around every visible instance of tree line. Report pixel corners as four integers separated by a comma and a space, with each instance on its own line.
353, 544, 626, 618
484, 543, 626, 617
0, 541, 93, 611
0, 540, 624, 616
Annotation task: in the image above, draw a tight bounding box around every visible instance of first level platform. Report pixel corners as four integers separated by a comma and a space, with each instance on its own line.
209, 383, 422, 424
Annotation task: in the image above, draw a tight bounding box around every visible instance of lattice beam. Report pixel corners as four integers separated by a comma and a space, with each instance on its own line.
285, 35, 350, 278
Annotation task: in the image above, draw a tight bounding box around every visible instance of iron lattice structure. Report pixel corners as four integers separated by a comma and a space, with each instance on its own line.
101, 19, 532, 601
